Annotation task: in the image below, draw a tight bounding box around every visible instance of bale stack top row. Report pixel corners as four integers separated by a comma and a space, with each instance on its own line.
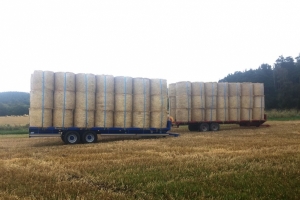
29, 70, 168, 128
168, 81, 264, 122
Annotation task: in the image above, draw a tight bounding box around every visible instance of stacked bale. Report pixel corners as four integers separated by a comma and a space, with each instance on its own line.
74, 73, 96, 128
228, 83, 241, 121
114, 76, 133, 128
95, 75, 114, 127
241, 82, 253, 121
205, 82, 217, 121
175, 81, 192, 122
30, 70, 54, 127
53, 72, 75, 127
132, 78, 150, 128
168, 83, 176, 121
150, 79, 168, 128
191, 82, 205, 121
217, 83, 229, 121
253, 83, 265, 120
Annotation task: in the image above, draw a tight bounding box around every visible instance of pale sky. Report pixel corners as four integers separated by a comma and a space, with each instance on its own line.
1, 0, 299, 92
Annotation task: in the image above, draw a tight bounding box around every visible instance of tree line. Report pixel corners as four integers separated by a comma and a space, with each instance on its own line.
219, 55, 300, 110
0, 92, 29, 116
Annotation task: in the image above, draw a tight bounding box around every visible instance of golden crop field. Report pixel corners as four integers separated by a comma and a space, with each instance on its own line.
0, 121, 300, 199
0, 116, 29, 126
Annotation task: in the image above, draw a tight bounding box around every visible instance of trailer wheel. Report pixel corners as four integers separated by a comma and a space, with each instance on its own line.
210, 123, 220, 131
82, 131, 98, 143
199, 123, 209, 132
61, 133, 66, 143
64, 131, 80, 144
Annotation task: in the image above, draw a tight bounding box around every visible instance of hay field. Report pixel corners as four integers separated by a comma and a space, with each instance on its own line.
0, 115, 29, 126
0, 121, 300, 199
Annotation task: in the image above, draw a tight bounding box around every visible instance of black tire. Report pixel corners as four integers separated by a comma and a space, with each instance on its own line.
188, 124, 198, 131
210, 123, 220, 131
82, 131, 98, 144
61, 133, 66, 143
64, 131, 80, 144
199, 123, 209, 132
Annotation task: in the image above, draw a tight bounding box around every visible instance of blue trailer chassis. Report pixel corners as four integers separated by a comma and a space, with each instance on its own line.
29, 121, 179, 144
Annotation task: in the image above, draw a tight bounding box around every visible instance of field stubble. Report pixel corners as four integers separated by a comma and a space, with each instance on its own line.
0, 121, 300, 199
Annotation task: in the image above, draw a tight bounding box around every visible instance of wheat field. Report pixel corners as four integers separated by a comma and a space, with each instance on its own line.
0, 121, 300, 199
0, 116, 29, 126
